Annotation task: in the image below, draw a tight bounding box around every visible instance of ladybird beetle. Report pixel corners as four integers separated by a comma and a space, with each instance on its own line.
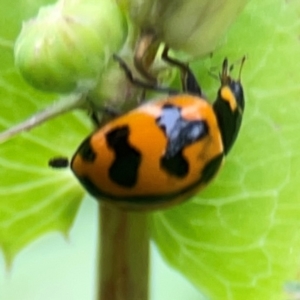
54, 47, 245, 210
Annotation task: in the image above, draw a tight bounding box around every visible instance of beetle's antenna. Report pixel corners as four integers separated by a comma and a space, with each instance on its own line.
220, 58, 230, 85
238, 56, 246, 82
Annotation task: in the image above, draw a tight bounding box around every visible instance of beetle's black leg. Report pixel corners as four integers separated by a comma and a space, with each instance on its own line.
113, 54, 179, 95
161, 46, 202, 96
49, 157, 69, 168
89, 106, 121, 128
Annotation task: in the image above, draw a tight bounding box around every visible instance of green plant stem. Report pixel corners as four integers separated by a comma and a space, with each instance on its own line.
0, 93, 86, 143
98, 203, 150, 300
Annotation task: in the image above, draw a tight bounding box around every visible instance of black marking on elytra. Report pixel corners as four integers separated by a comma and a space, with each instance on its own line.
200, 153, 224, 184
106, 126, 142, 187
74, 153, 222, 207
160, 151, 189, 178
156, 104, 209, 177
77, 136, 97, 162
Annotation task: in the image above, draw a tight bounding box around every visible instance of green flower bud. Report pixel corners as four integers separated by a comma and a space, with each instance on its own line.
15, 0, 127, 93
126, 0, 248, 58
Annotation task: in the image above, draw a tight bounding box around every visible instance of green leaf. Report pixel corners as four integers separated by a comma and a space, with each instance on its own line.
0, 0, 91, 263
151, 0, 300, 299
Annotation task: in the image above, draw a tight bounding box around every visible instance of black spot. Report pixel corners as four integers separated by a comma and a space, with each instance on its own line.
106, 126, 141, 187
160, 151, 189, 178
200, 154, 224, 183
156, 104, 209, 177
77, 136, 97, 162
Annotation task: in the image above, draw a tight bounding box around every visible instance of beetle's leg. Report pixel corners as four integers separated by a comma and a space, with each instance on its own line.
134, 29, 160, 84
90, 107, 120, 127
49, 157, 69, 169
161, 46, 202, 96
113, 54, 179, 95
